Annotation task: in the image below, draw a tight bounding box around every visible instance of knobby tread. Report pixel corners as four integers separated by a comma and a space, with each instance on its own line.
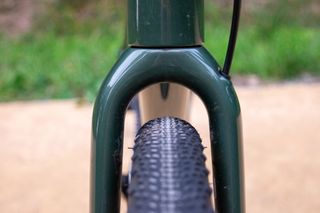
128, 117, 214, 213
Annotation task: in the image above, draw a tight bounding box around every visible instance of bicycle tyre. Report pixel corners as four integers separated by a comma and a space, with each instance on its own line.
128, 117, 214, 213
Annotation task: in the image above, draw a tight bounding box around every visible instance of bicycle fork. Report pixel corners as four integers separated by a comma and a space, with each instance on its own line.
91, 0, 245, 212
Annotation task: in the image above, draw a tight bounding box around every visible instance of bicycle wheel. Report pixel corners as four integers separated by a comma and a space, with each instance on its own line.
127, 117, 214, 213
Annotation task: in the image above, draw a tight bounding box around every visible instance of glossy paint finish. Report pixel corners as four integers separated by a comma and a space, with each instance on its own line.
91, 47, 245, 213
127, 0, 204, 47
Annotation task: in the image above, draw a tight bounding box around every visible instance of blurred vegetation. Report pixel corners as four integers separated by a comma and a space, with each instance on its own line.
0, 0, 319, 101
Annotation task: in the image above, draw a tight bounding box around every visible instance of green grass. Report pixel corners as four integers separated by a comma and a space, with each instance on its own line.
0, 32, 122, 101
206, 25, 320, 78
0, 25, 319, 101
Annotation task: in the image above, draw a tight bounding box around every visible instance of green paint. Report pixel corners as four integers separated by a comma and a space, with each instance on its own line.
127, 0, 204, 47
91, 47, 245, 213
92, 0, 244, 212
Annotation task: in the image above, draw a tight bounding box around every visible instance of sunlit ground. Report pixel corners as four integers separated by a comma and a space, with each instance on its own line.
1, 82, 320, 213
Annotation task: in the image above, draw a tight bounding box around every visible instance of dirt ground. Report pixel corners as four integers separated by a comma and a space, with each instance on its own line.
1, 82, 320, 213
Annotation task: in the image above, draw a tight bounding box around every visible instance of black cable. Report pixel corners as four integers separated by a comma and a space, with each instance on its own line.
222, 0, 241, 76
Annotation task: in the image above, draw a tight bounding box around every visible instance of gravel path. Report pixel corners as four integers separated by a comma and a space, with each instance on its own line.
1, 83, 320, 213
